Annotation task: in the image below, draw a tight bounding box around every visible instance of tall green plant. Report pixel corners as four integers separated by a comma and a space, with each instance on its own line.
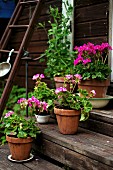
39, 1, 75, 79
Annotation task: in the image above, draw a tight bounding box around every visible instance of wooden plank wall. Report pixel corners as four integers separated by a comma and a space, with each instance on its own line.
74, 0, 113, 97
4, 0, 62, 91
0, 0, 110, 92
74, 0, 109, 46
0, 18, 9, 38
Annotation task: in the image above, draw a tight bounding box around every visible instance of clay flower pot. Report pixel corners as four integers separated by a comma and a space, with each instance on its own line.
54, 76, 77, 92
54, 107, 81, 135
78, 79, 110, 98
54, 77, 70, 90
6, 135, 33, 161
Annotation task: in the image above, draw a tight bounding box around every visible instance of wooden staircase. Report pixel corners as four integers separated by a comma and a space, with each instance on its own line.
0, 1, 113, 169
0, 0, 44, 117
33, 109, 113, 170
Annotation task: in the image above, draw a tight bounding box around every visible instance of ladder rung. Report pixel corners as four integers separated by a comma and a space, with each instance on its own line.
20, 0, 39, 5
0, 50, 18, 54
9, 25, 29, 28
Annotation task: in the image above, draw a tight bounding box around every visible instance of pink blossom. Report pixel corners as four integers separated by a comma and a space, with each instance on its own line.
74, 46, 79, 50
65, 74, 73, 80
32, 74, 45, 80
17, 98, 26, 104
83, 58, 91, 65
28, 96, 40, 108
90, 90, 96, 97
101, 43, 112, 51
4, 111, 14, 118
74, 74, 82, 80
32, 74, 40, 80
55, 87, 67, 94
40, 74, 45, 79
40, 101, 48, 111
74, 56, 83, 66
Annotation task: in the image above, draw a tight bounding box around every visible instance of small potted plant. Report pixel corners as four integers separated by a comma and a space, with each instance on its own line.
73, 42, 112, 98
54, 74, 95, 135
39, 1, 75, 88
0, 110, 41, 161
18, 73, 55, 123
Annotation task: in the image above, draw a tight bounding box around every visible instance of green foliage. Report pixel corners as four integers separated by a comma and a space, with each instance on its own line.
39, 1, 75, 78
73, 42, 112, 80
0, 112, 41, 145
55, 89, 92, 121
54, 76, 93, 121
74, 61, 111, 81
0, 84, 26, 113
6, 85, 26, 111
30, 77, 56, 112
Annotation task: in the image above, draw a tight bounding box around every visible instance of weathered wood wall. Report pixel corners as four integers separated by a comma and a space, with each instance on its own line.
16, 0, 61, 90
0, 0, 110, 92
0, 0, 61, 91
0, 18, 9, 38
74, 0, 109, 46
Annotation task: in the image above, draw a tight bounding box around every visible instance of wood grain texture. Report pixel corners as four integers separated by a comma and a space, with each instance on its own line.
75, 0, 108, 7
74, 1, 109, 46
0, 145, 64, 170
35, 122, 113, 169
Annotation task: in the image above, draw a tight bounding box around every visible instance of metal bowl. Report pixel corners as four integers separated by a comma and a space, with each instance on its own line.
89, 95, 113, 109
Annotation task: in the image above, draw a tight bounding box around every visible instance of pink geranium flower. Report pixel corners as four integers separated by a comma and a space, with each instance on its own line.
17, 98, 26, 104
32, 74, 45, 80
83, 58, 91, 65
55, 87, 67, 94
65, 74, 73, 80
73, 42, 112, 80
32, 74, 40, 80
74, 56, 83, 66
4, 111, 14, 118
74, 74, 82, 80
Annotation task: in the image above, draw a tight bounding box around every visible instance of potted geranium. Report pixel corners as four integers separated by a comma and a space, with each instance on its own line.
0, 111, 41, 161
54, 74, 95, 135
73, 42, 112, 98
39, 1, 75, 88
18, 73, 55, 123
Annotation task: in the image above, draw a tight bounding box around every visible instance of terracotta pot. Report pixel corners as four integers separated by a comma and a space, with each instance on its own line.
54, 76, 77, 92
54, 77, 70, 90
54, 107, 80, 135
78, 79, 110, 98
6, 135, 33, 160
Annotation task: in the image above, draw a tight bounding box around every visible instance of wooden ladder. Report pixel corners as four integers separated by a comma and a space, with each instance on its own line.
0, 0, 44, 117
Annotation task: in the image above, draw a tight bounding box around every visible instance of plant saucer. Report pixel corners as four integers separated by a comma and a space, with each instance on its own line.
8, 153, 34, 163
89, 95, 113, 109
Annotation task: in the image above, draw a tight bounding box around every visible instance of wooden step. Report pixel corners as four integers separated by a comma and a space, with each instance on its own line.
79, 109, 113, 137
9, 25, 29, 28
20, 0, 39, 5
0, 144, 63, 170
33, 120, 113, 170
0, 49, 18, 54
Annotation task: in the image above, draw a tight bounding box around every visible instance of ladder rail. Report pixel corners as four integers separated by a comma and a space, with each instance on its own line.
0, 0, 44, 116
0, 0, 22, 49
20, 0, 39, 4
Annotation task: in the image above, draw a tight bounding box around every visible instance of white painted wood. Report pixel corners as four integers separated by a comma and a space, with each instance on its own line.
109, 0, 113, 81
62, 0, 74, 50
